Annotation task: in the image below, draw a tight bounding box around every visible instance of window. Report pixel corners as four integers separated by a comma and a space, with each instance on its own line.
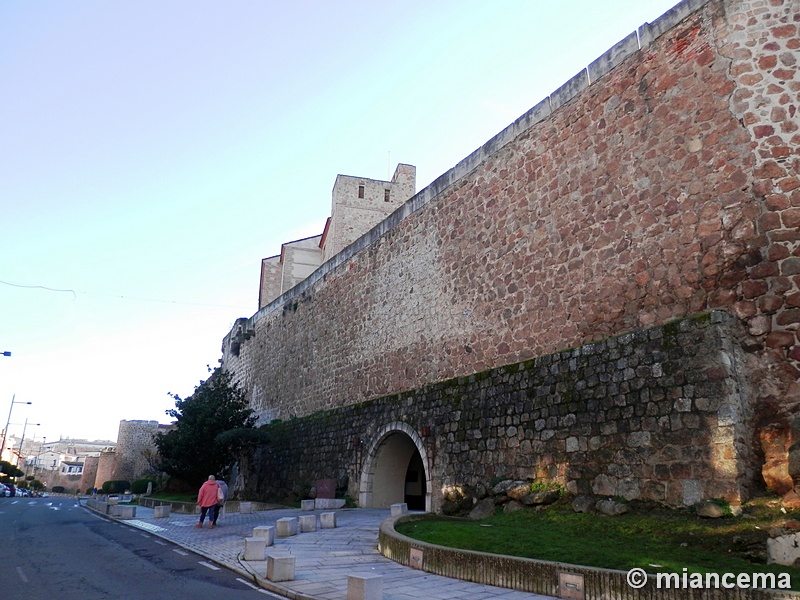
358, 185, 365, 199
384, 189, 390, 202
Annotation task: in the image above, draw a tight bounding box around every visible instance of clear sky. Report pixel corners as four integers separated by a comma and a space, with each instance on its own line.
1, 0, 681, 445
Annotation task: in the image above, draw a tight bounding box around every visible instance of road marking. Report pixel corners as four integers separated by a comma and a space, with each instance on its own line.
236, 578, 259, 590
127, 520, 167, 533
154, 540, 167, 546
140, 533, 151, 538
16, 567, 29, 583
198, 561, 220, 571
173, 549, 189, 556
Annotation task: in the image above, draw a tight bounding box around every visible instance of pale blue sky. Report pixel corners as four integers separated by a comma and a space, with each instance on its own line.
1, 0, 680, 444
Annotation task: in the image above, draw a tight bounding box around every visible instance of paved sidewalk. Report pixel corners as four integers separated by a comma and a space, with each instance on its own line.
84, 500, 553, 600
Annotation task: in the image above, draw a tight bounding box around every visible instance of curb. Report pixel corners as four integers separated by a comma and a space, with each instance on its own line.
81, 500, 307, 600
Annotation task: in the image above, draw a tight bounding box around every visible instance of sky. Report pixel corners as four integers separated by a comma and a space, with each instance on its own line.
1, 0, 682, 445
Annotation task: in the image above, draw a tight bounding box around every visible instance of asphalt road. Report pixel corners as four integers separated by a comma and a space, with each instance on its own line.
0, 495, 283, 599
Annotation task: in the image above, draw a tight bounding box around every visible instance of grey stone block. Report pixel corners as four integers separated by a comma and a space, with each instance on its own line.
266, 554, 296, 582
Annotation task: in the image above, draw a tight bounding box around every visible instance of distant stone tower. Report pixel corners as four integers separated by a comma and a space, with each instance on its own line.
113, 420, 160, 482
95, 449, 116, 489
80, 455, 99, 493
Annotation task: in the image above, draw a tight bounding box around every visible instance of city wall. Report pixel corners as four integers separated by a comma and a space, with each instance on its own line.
223, 0, 800, 505
239, 312, 757, 507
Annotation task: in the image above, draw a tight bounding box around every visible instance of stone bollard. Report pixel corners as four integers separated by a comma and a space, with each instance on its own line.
299, 514, 317, 532
253, 525, 275, 546
300, 499, 315, 511
315, 498, 346, 509
153, 505, 171, 518
347, 573, 383, 600
266, 554, 296, 582
390, 503, 408, 517
276, 517, 298, 537
243, 537, 267, 561
115, 505, 136, 519
320, 512, 337, 528
239, 501, 253, 514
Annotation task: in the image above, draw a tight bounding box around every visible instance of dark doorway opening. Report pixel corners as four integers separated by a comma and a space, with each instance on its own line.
404, 449, 426, 510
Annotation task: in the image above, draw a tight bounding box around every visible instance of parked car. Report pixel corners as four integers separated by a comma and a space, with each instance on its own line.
0, 484, 9, 497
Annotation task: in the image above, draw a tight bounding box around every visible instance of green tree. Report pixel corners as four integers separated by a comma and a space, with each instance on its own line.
155, 367, 259, 487
0, 460, 23, 480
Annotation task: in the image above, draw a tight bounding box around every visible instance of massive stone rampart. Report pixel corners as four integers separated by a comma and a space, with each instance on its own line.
223, 0, 799, 496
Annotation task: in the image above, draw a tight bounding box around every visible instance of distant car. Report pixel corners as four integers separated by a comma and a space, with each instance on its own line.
0, 484, 9, 497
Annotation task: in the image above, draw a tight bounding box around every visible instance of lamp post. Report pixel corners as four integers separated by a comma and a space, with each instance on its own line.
1, 395, 31, 460
15, 418, 41, 468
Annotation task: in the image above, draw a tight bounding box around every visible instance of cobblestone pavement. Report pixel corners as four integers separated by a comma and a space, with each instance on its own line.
83, 500, 553, 600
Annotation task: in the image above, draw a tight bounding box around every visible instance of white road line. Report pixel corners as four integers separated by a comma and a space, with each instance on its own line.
173, 549, 189, 556
236, 578, 259, 590
198, 561, 220, 571
140, 533, 151, 538
154, 540, 167, 546
16, 567, 29, 583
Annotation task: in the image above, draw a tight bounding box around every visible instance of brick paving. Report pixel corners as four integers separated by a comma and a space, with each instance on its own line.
85, 500, 552, 600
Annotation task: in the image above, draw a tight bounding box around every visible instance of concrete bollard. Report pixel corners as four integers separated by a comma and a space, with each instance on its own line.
347, 573, 383, 600
153, 505, 171, 518
114, 505, 136, 519
300, 499, 315, 511
390, 503, 408, 517
266, 554, 296, 582
252, 525, 275, 546
243, 537, 267, 561
299, 514, 317, 532
320, 512, 337, 528
239, 501, 253, 514
276, 517, 298, 537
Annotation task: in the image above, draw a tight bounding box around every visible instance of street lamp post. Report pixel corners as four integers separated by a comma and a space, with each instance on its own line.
1, 395, 31, 460
15, 418, 41, 468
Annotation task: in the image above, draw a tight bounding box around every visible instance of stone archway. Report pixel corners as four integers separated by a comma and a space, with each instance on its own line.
359, 422, 431, 512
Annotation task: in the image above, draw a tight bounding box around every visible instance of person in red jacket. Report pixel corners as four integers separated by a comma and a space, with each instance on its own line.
196, 475, 219, 528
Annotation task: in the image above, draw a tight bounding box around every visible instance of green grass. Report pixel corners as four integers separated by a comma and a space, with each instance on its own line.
395, 497, 800, 589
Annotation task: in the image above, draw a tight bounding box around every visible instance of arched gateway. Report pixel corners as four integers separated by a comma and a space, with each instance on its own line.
358, 422, 431, 512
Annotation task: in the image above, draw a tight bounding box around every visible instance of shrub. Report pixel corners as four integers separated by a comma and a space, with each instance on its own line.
52, 486, 65, 493
101, 480, 131, 494
131, 479, 157, 494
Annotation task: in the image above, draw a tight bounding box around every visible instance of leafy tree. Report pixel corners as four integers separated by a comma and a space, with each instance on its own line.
155, 367, 258, 487
0, 460, 23, 479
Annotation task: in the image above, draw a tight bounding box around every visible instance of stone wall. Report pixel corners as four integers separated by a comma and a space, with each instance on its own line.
224, 0, 799, 493
240, 312, 756, 508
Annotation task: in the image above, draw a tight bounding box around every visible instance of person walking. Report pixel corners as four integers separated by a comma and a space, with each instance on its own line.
211, 478, 228, 527
196, 475, 219, 528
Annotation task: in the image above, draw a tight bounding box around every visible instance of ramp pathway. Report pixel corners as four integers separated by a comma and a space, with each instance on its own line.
85, 500, 553, 600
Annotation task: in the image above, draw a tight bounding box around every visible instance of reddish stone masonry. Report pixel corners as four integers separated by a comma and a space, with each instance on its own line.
224, 0, 800, 497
